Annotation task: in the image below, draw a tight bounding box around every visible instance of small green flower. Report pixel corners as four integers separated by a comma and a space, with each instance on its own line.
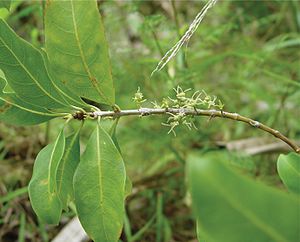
217, 99, 225, 110
147, 85, 224, 135
132, 87, 147, 107
161, 98, 169, 108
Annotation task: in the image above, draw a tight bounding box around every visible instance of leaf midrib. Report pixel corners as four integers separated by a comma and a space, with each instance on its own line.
284, 159, 300, 177
42, 53, 86, 108
0, 96, 64, 117
56, 131, 79, 197
0, 35, 66, 107
70, 1, 112, 105
48, 132, 63, 194
203, 172, 288, 242
96, 125, 110, 241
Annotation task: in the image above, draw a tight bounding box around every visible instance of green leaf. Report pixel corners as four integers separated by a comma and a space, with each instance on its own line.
0, 77, 61, 125
187, 152, 300, 242
28, 129, 65, 224
56, 127, 81, 210
0, 19, 71, 109
109, 119, 132, 198
74, 122, 126, 242
108, 118, 122, 153
45, 0, 115, 106
0, 1, 11, 10
41, 50, 90, 109
277, 153, 300, 194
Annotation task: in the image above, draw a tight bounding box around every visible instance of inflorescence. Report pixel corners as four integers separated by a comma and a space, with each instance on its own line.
133, 86, 224, 136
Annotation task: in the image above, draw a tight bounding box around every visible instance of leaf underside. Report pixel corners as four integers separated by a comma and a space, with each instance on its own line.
0, 77, 58, 125
0, 19, 71, 110
41, 50, 90, 109
45, 0, 115, 105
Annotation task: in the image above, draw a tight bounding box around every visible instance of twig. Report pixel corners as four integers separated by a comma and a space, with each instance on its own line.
92, 108, 300, 154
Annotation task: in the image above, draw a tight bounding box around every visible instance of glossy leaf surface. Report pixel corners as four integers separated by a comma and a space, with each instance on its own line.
0, 77, 59, 125
277, 153, 300, 194
45, 0, 115, 105
187, 152, 300, 242
56, 129, 81, 210
0, 19, 70, 109
74, 122, 126, 242
28, 130, 65, 224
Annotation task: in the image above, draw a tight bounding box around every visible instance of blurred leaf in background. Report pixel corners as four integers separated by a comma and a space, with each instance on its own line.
277, 152, 300, 195
187, 152, 300, 242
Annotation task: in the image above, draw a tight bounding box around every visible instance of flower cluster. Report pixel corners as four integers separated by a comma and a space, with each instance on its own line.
132, 86, 224, 135
168, 86, 224, 110
158, 86, 224, 135
162, 111, 197, 136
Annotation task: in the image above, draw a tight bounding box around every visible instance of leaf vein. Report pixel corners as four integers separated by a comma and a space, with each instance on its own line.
208, 175, 289, 242
0, 36, 66, 106
70, 1, 112, 105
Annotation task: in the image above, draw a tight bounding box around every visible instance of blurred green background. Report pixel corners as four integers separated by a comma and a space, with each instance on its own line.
0, 1, 299, 241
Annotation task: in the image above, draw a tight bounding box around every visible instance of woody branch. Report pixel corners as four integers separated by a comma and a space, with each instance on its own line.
90, 108, 300, 154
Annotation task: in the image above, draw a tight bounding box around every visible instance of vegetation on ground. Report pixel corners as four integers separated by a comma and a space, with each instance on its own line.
0, 1, 299, 241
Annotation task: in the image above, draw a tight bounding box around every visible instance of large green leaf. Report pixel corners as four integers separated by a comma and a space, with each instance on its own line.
108, 119, 132, 198
0, 19, 71, 109
187, 152, 300, 242
41, 50, 90, 109
277, 153, 300, 195
28, 129, 65, 224
74, 122, 126, 242
56, 128, 81, 210
45, 0, 115, 106
0, 77, 61, 125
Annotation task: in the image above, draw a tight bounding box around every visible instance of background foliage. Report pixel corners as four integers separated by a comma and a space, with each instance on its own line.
0, 1, 299, 241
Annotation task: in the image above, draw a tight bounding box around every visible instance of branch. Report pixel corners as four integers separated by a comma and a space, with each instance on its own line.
91, 108, 300, 154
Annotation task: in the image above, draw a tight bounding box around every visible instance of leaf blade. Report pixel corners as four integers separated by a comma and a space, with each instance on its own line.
108, 119, 132, 198
41, 50, 90, 109
0, 77, 60, 125
56, 128, 81, 210
74, 122, 126, 242
45, 0, 115, 105
187, 152, 300, 242
0, 19, 70, 109
277, 153, 300, 194
28, 129, 65, 224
